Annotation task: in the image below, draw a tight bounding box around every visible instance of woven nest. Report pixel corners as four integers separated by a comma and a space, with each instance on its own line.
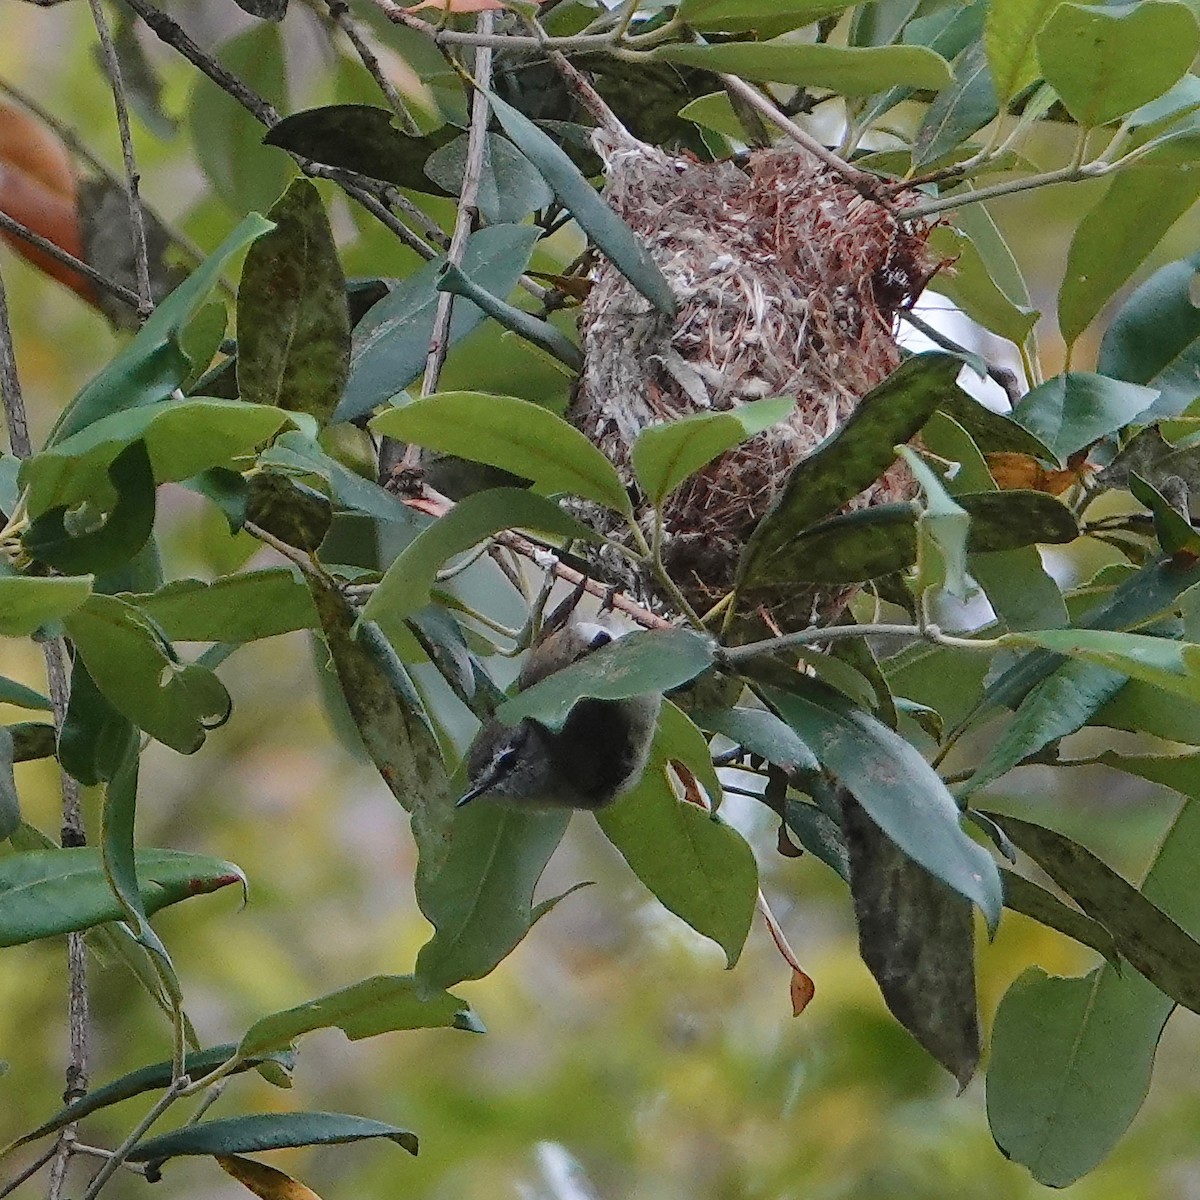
567, 136, 940, 631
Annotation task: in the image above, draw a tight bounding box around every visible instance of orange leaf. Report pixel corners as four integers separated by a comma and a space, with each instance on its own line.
217, 1155, 324, 1200
790, 967, 815, 1017
986, 451, 1083, 496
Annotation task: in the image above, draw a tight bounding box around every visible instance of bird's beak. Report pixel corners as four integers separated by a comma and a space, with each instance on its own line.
455, 762, 504, 808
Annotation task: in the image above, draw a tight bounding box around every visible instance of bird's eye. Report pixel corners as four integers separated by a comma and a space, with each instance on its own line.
495, 745, 520, 772
587, 630, 613, 651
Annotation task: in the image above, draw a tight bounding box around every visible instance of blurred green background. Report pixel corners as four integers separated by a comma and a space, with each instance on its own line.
3, 4, 1200, 1197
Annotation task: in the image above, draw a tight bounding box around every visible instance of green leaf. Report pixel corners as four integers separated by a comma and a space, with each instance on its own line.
763, 678, 1003, 930
127, 1112, 418, 1168
236, 178, 350, 424
24, 398, 291, 519
263, 105, 456, 193
0, 576, 92, 637
6, 1045, 295, 1152
337, 223, 541, 421
188, 25, 289, 213
0, 847, 243, 946
677, 0, 866, 32
59, 654, 134, 787
245, 471, 332, 552
747, 489, 1077, 585
1001, 868, 1120, 963
737, 353, 966, 589
986, 751, 1200, 1185
425, 132, 553, 224
126, 570, 318, 642
371, 392, 631, 514
1036, 1, 1200, 129
23, 440, 156, 574
362, 489, 593, 628
1001, 627, 1200, 703
1128, 471, 1200, 557
962, 659, 1126, 796
597, 703, 758, 967
238, 975, 483, 1057
308, 580, 449, 815
65, 595, 232, 754
497, 629, 716, 731
49, 214, 274, 444
988, 809, 1200, 1015
484, 90, 676, 317
631, 396, 795, 506
0, 676, 51, 711
415, 804, 570, 990
1010, 372, 1159, 461
0, 728, 18, 841
985, 0, 1066, 104
899, 445, 970, 599
913, 40, 998, 167
654, 40, 954, 93
1059, 135, 1200, 348
1098, 252, 1200, 416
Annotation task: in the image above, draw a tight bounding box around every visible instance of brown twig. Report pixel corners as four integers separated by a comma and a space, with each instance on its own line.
0, 261, 90, 1200
324, 0, 420, 135
0, 1142, 59, 1199
421, 9, 494, 399
0, 210, 144, 314
87, 0, 154, 316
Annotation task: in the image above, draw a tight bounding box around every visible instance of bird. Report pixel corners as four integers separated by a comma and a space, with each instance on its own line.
456, 618, 661, 811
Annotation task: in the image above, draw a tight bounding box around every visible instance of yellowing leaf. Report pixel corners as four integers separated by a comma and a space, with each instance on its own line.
218, 1155, 323, 1200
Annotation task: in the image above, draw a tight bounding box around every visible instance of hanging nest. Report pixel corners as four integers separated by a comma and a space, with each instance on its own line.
567, 135, 941, 632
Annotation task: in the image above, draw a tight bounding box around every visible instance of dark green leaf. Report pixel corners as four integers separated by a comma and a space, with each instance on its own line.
1128, 471, 1200, 557
913, 40, 998, 167
65, 595, 232, 754
696, 705, 820, 779
7, 1045, 295, 1151
763, 678, 1002, 929
338, 223, 541, 421
237, 179, 350, 424
126, 570, 318, 642
1098, 252, 1200, 417
1000, 868, 1120, 964
485, 90, 676, 316
840, 791, 981, 1085
738, 353, 966, 588
498, 629, 716, 731
597, 703, 758, 967
238, 975, 483, 1057
632, 396, 795, 506
655, 39, 954, 93
0, 728, 18, 840
264, 106, 456, 192
783, 799, 850, 879
0, 848, 243, 946
246, 471, 333, 552
8, 723, 56, 763
1036, 1, 1199, 128
0, 576, 93, 637
987, 751, 1200, 1186
23, 440, 156, 574
0, 676, 51, 711
363, 489, 591, 628
188, 26, 289, 213
372, 392, 630, 513
235, 0, 287, 20
678, 0, 865, 32
127, 1112, 418, 1168
1058, 135, 1200, 348
1010, 372, 1159, 461
987, 809, 1200, 1015
59, 656, 135, 787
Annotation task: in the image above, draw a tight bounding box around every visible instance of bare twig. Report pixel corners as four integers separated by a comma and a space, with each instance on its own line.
898, 309, 1023, 405
87, 0, 154, 316
368, 0, 611, 52
0, 263, 29, 458
0, 210, 144, 314
324, 0, 420, 135
422, 9, 494, 398
0, 1142, 59, 1200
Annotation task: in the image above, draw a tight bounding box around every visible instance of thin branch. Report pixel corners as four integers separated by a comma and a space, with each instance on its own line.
367, 0, 613, 52
902, 160, 1107, 221
720, 621, 964, 665
898, 309, 1023, 405
0, 262, 29, 458
0, 1142, 59, 1200
422, 9, 494, 397
117, 0, 442, 259
0, 210, 144, 314
87, 0, 154, 315
324, 0, 420, 135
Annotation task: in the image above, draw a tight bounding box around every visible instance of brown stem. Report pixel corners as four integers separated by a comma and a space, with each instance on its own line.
324, 0, 420, 135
